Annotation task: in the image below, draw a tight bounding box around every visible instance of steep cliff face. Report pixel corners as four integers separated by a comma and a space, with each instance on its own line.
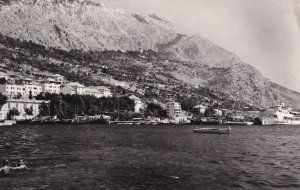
0, 0, 176, 50
0, 0, 300, 108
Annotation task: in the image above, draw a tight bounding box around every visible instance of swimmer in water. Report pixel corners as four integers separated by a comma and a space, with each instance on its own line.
12, 159, 29, 170
0, 160, 11, 176
12, 159, 28, 170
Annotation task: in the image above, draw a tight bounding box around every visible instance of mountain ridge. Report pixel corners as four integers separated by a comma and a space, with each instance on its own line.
0, 0, 300, 109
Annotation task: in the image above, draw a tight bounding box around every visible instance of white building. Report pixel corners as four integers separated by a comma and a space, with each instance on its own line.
0, 98, 50, 121
129, 95, 142, 113
0, 84, 25, 98
61, 85, 76, 95
95, 86, 112, 97
85, 87, 102, 98
52, 74, 65, 84
166, 102, 182, 118
24, 84, 43, 97
61, 82, 85, 95
41, 83, 61, 94
193, 104, 207, 114
0, 72, 9, 80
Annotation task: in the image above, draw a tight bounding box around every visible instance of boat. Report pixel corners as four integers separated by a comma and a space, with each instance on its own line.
0, 120, 16, 126
261, 103, 300, 125
222, 121, 254, 125
193, 126, 231, 134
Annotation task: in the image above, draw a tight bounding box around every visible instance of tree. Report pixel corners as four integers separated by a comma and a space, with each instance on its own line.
145, 103, 167, 118
0, 78, 7, 84
0, 93, 7, 110
29, 90, 33, 99
7, 108, 20, 120
25, 107, 33, 116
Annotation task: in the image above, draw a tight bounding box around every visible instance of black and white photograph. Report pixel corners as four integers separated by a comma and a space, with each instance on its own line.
0, 0, 300, 189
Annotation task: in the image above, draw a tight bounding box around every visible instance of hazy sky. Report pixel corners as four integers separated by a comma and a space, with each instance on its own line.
103, 0, 300, 92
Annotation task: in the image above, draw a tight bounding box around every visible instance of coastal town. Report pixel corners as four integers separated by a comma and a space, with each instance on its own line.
0, 72, 299, 126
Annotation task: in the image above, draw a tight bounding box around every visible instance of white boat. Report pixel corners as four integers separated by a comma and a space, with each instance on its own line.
0, 120, 16, 126
223, 121, 254, 125
261, 103, 300, 125
193, 126, 231, 134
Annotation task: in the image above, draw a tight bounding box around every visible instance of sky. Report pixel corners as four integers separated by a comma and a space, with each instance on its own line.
103, 0, 300, 92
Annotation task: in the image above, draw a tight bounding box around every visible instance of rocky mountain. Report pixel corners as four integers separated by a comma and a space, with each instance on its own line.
0, 0, 176, 51
0, 0, 300, 109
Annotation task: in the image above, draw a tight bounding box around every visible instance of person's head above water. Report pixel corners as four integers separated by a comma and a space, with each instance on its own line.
19, 160, 25, 165
2, 160, 9, 166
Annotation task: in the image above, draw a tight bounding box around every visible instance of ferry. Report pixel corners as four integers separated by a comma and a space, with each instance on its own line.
261, 103, 300, 125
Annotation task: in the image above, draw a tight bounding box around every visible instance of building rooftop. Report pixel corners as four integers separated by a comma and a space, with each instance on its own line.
68, 82, 85, 88
96, 86, 110, 91
129, 95, 141, 100
85, 87, 100, 93
52, 74, 64, 77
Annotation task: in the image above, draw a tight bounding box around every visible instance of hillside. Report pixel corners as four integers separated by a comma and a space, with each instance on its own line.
0, 0, 300, 109
0, 0, 176, 51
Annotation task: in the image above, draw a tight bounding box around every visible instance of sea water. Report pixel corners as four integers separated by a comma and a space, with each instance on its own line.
0, 125, 299, 190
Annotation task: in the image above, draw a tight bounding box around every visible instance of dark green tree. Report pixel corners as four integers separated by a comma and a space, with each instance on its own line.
29, 90, 33, 99
145, 103, 167, 118
7, 108, 20, 120
0, 78, 7, 84
0, 93, 7, 110
25, 107, 33, 115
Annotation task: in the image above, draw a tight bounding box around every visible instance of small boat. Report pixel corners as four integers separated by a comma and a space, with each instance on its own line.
223, 121, 254, 126
193, 126, 231, 134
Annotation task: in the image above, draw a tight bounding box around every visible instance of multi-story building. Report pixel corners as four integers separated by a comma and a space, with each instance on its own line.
0, 98, 50, 121
41, 83, 61, 94
129, 95, 142, 113
24, 84, 43, 97
52, 74, 65, 84
85, 87, 102, 98
166, 102, 182, 118
61, 82, 85, 95
95, 86, 112, 97
0, 84, 25, 98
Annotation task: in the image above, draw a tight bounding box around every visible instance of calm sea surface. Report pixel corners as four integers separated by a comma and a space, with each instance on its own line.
0, 125, 300, 190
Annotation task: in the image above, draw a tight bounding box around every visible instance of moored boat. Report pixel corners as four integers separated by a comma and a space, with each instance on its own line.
223, 121, 254, 125
193, 126, 231, 134
260, 103, 300, 125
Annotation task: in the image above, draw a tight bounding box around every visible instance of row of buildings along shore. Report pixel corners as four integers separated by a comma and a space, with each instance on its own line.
0, 73, 189, 123
0, 74, 113, 121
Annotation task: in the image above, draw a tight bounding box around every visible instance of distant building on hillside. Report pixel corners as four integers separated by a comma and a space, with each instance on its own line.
61, 85, 76, 95
166, 102, 182, 118
52, 74, 65, 84
193, 104, 207, 114
61, 82, 85, 95
0, 84, 25, 99
19, 77, 34, 84
129, 95, 142, 113
24, 84, 43, 97
95, 86, 112, 97
0, 72, 9, 80
41, 83, 61, 94
85, 87, 102, 98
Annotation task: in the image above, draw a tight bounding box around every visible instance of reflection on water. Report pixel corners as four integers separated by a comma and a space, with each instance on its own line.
0, 125, 300, 190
